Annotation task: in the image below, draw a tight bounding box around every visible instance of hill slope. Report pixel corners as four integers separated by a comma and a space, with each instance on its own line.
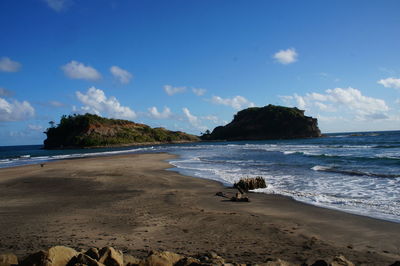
44, 114, 199, 149
201, 105, 321, 141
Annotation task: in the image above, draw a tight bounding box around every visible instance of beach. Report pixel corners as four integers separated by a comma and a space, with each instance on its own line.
0, 153, 399, 265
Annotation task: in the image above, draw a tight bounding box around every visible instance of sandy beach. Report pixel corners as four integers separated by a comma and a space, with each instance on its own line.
0, 153, 399, 265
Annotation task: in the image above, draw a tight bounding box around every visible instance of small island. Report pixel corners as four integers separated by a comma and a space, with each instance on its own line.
43, 113, 199, 149
201, 104, 321, 141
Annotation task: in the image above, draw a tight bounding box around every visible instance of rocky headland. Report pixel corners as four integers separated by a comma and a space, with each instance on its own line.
43, 113, 199, 149
201, 105, 321, 141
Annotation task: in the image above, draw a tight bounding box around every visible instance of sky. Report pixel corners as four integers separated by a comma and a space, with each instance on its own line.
0, 0, 400, 145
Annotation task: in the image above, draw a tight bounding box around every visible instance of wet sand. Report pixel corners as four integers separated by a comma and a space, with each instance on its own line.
0, 153, 399, 265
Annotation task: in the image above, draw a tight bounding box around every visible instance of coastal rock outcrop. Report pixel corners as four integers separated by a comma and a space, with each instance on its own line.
201, 105, 321, 141
234, 177, 267, 192
43, 113, 199, 149
1, 245, 384, 266
20, 246, 78, 266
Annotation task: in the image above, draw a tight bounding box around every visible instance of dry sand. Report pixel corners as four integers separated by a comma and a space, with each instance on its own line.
0, 153, 399, 265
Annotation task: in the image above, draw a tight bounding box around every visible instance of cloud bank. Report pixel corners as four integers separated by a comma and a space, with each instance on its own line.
75, 87, 136, 119
281, 87, 389, 120
0, 97, 35, 122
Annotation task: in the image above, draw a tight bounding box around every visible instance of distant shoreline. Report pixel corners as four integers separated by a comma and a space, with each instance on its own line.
42, 139, 200, 150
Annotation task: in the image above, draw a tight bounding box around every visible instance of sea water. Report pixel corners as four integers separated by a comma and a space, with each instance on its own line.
1, 131, 399, 223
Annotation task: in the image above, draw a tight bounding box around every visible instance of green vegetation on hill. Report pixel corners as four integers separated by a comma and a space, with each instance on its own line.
201, 105, 321, 141
44, 113, 199, 149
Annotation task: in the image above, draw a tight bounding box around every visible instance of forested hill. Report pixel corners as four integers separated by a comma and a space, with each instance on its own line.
43, 114, 199, 149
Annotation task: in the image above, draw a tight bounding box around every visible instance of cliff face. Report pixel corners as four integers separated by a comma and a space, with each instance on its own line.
202, 105, 321, 141
44, 114, 199, 149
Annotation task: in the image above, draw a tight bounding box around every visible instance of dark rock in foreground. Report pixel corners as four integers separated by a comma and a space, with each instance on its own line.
201, 105, 321, 141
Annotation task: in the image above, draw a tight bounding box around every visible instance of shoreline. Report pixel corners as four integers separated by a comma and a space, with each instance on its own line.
0, 153, 399, 264
4, 150, 400, 224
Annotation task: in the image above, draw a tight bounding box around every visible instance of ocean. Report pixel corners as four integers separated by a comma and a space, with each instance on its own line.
1, 130, 399, 223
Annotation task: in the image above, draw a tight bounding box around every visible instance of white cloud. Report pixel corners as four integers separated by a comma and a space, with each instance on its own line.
148, 106, 172, 119
273, 48, 298, 65
182, 107, 198, 126
0, 97, 35, 122
320, 88, 388, 116
28, 124, 44, 131
282, 87, 389, 120
62, 60, 101, 81
43, 0, 71, 12
192, 88, 206, 96
396, 99, 400, 105
0, 88, 13, 97
293, 94, 306, 109
76, 87, 136, 119
182, 107, 208, 131
211, 95, 255, 110
378, 77, 400, 89
164, 85, 186, 96
314, 101, 336, 112
110, 66, 133, 84
0, 57, 21, 72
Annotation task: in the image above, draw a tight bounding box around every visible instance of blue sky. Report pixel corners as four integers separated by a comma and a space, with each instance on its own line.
1, 0, 400, 145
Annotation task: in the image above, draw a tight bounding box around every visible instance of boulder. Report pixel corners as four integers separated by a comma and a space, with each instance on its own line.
98, 247, 124, 266
140, 251, 183, 266
20, 246, 78, 266
197, 252, 225, 265
67, 253, 105, 266
175, 257, 202, 266
0, 253, 18, 266
20, 250, 49, 266
330, 255, 354, 266
123, 254, 141, 266
234, 177, 266, 192
47, 246, 79, 266
85, 248, 100, 261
